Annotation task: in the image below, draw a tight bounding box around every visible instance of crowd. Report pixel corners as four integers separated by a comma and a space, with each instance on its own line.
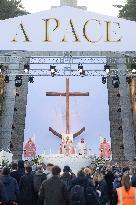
0, 160, 136, 205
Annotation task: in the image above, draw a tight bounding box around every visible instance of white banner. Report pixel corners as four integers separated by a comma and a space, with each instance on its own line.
0, 6, 136, 51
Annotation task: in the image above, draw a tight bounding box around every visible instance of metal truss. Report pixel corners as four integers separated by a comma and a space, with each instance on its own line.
4, 68, 136, 77
1, 55, 136, 77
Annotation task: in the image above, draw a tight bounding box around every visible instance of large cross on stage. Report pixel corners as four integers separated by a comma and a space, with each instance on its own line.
46, 78, 89, 139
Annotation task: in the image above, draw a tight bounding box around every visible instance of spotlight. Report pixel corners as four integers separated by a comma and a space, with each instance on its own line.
130, 63, 136, 73
0, 64, 4, 73
104, 64, 110, 73
118, 126, 122, 130
78, 64, 85, 77
117, 108, 121, 112
4, 75, 9, 83
15, 75, 22, 87
24, 64, 30, 73
28, 76, 34, 83
102, 76, 107, 84
112, 76, 120, 88
126, 77, 131, 84
50, 65, 56, 77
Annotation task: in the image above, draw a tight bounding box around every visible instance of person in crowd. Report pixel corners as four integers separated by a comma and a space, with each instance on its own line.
96, 173, 109, 205
84, 167, 94, 186
61, 165, 75, 190
10, 163, 20, 184
0, 180, 7, 204
113, 172, 122, 191
113, 174, 136, 205
131, 168, 136, 187
44, 163, 54, 180
17, 160, 25, 181
104, 166, 114, 205
0, 167, 19, 205
33, 165, 47, 205
19, 166, 35, 205
71, 169, 89, 188
38, 165, 70, 205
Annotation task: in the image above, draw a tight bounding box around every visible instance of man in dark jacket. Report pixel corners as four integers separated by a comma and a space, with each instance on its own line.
96, 173, 109, 205
19, 166, 35, 205
39, 166, 70, 205
0, 167, 19, 205
0, 180, 7, 203
61, 166, 75, 190
10, 163, 20, 184
33, 165, 47, 205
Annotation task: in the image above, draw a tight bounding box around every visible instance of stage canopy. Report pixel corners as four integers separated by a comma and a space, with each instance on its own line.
0, 6, 136, 51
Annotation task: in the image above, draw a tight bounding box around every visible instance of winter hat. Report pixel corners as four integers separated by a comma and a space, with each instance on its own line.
63, 165, 71, 172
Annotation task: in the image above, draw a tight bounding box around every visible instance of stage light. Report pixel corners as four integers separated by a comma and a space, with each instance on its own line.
112, 76, 120, 88
130, 63, 136, 73
15, 75, 22, 87
78, 64, 85, 77
28, 76, 34, 83
24, 64, 30, 73
0, 64, 5, 73
118, 126, 122, 130
126, 77, 131, 84
117, 108, 121, 112
50, 65, 56, 77
4, 75, 9, 83
102, 76, 107, 84
104, 64, 110, 73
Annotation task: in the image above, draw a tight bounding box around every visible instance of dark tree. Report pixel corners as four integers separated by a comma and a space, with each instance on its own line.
114, 0, 136, 21
0, 0, 28, 20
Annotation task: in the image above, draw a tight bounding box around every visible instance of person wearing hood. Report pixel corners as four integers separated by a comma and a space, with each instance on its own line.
0, 167, 20, 205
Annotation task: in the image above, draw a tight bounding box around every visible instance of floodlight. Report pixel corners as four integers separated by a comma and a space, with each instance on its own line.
24, 64, 30, 73
15, 75, 22, 87
78, 64, 85, 77
104, 64, 110, 73
28, 76, 34, 83
102, 76, 107, 84
50, 65, 56, 77
4, 75, 9, 83
112, 76, 120, 88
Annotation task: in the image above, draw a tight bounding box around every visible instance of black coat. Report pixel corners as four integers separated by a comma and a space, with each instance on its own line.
96, 179, 109, 204
39, 175, 70, 205
0, 180, 7, 202
19, 173, 35, 205
10, 171, 21, 184
0, 176, 19, 202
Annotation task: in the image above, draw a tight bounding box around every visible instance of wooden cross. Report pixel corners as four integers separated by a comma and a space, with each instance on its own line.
46, 78, 89, 138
